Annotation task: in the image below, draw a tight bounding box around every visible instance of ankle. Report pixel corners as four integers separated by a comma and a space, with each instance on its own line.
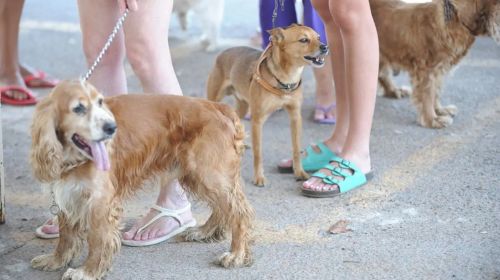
323, 139, 343, 155
340, 150, 371, 173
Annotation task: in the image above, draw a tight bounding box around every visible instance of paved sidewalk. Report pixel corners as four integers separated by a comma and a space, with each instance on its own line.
1, 1, 499, 279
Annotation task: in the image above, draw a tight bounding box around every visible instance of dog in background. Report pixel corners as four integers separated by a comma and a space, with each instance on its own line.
371, 0, 500, 128
173, 0, 224, 51
30, 80, 254, 279
206, 24, 329, 186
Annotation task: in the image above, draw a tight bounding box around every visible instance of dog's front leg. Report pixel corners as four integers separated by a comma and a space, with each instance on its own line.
31, 214, 84, 272
285, 103, 309, 181
433, 74, 457, 117
62, 203, 121, 280
411, 71, 453, 128
251, 110, 268, 187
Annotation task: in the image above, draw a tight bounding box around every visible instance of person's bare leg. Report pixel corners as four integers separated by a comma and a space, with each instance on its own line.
77, 0, 127, 96
123, 0, 181, 94
303, 0, 378, 191
0, 0, 31, 100
313, 60, 337, 122
121, 0, 192, 241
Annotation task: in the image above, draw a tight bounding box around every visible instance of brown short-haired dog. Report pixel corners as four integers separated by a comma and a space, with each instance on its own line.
372, 0, 500, 128
30, 80, 254, 279
207, 24, 329, 186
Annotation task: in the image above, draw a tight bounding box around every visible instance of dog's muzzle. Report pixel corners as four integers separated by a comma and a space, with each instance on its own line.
304, 44, 329, 67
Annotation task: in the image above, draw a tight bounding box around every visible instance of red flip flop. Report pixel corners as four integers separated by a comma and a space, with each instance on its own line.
0, 85, 38, 106
23, 70, 59, 88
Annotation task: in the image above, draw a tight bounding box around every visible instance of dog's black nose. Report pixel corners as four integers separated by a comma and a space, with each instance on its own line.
103, 122, 117, 136
320, 44, 329, 53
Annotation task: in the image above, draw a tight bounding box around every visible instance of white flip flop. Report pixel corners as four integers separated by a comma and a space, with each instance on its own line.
35, 217, 60, 239
121, 203, 196, 247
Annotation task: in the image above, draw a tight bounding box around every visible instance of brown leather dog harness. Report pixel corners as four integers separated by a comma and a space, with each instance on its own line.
252, 43, 302, 97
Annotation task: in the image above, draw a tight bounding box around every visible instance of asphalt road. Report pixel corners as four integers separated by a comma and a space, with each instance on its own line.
0, 1, 499, 279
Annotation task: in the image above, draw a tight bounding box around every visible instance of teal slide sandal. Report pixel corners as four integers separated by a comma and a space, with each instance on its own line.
277, 142, 336, 173
301, 155, 373, 198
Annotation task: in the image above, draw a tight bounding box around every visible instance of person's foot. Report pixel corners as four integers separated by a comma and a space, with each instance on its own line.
302, 152, 371, 193
20, 64, 58, 88
35, 217, 60, 239
122, 203, 195, 242
0, 71, 34, 101
314, 103, 336, 124
277, 141, 341, 170
39, 218, 59, 234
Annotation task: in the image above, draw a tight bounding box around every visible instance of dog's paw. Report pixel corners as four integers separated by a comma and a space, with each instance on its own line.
420, 115, 453, 128
253, 176, 266, 187
397, 86, 412, 98
200, 39, 217, 52
436, 105, 458, 117
383, 86, 411, 99
217, 251, 252, 268
184, 227, 226, 243
62, 267, 95, 280
294, 170, 310, 181
31, 254, 66, 271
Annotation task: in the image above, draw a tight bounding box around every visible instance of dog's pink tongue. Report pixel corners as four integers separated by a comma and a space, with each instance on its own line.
90, 141, 110, 171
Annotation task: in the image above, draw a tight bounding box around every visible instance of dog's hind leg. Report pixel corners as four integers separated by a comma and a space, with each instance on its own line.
183, 171, 254, 267
378, 61, 411, 99
235, 99, 249, 119
411, 71, 453, 128
207, 65, 230, 103
31, 213, 84, 272
184, 208, 227, 242
214, 178, 254, 268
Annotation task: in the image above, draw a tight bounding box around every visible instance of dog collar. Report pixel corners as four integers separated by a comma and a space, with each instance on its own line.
253, 43, 302, 97
276, 77, 302, 92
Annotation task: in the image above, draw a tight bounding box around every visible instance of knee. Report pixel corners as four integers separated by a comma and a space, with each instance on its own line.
329, 3, 364, 33
125, 38, 157, 80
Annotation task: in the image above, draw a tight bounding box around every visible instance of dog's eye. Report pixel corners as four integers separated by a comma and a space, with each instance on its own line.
98, 98, 103, 106
299, 38, 309, 43
73, 104, 87, 115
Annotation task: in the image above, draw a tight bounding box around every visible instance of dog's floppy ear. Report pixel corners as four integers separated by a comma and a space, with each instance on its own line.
267, 27, 285, 44
30, 96, 63, 182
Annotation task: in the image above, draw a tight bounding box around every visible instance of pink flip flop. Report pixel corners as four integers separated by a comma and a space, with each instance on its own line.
23, 70, 59, 88
0, 85, 38, 106
314, 103, 336, 124
35, 218, 60, 239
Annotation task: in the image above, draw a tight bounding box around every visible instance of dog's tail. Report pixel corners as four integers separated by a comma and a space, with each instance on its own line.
213, 102, 246, 156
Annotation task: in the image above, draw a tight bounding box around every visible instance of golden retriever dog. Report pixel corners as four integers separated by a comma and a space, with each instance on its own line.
371, 0, 500, 128
30, 80, 254, 279
207, 24, 329, 186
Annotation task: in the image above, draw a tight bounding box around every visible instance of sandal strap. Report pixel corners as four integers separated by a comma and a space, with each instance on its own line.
322, 164, 351, 178
136, 203, 191, 235
310, 156, 368, 193
315, 103, 336, 113
302, 142, 335, 168
311, 169, 341, 186
23, 70, 46, 83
